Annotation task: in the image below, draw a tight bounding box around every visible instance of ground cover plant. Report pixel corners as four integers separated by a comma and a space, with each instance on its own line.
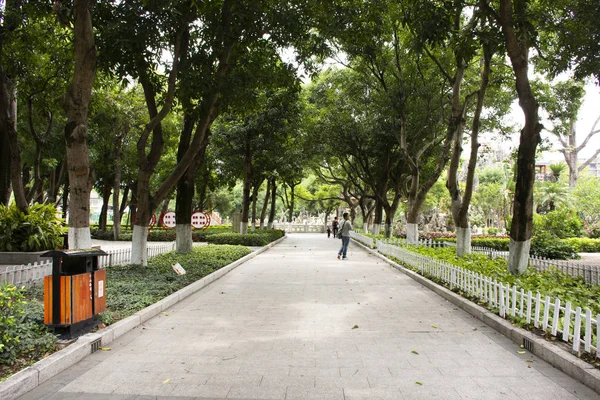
99, 245, 251, 323
0, 283, 57, 381
393, 244, 600, 367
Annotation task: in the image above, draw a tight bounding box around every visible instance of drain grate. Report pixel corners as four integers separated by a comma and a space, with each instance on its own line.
523, 337, 534, 352
91, 339, 101, 353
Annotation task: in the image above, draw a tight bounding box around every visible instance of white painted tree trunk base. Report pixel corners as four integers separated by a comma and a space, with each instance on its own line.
267, 221, 273, 229
240, 222, 248, 234
132, 225, 149, 266
176, 224, 193, 253
372, 224, 381, 236
406, 223, 418, 244
509, 238, 531, 275
68, 227, 92, 249
456, 227, 471, 256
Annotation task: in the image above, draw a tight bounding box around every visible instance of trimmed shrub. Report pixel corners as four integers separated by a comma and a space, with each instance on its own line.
0, 204, 66, 251
562, 238, 600, 253
205, 229, 284, 246
471, 238, 510, 250
91, 226, 233, 242
531, 232, 580, 260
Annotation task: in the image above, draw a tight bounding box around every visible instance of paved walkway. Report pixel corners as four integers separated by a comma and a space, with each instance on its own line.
20, 234, 599, 400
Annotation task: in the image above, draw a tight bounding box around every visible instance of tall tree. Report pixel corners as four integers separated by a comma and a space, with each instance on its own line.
55, 0, 98, 248
482, 0, 543, 274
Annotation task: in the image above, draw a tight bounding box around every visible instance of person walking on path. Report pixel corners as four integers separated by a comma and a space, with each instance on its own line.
337, 212, 353, 259
332, 216, 339, 239
326, 225, 331, 238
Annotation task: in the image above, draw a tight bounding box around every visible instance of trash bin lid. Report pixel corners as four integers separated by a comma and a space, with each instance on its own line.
41, 248, 107, 258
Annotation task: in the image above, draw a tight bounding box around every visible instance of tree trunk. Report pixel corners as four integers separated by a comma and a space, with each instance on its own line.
0, 125, 10, 206
498, 0, 543, 275
289, 185, 295, 224
267, 178, 277, 229
113, 132, 123, 240
0, 74, 28, 212
251, 184, 260, 232
240, 136, 253, 234
62, 0, 97, 249
259, 180, 271, 229
175, 116, 196, 253
98, 181, 111, 231
132, 172, 153, 265
372, 198, 383, 236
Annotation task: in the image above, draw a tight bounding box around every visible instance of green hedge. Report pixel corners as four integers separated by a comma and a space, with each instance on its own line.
205, 229, 285, 246
91, 225, 233, 242
563, 238, 600, 253
99, 245, 251, 323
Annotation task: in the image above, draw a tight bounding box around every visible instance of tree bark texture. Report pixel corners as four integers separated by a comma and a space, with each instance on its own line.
259, 180, 271, 229
240, 138, 253, 234
98, 181, 111, 231
113, 132, 123, 240
62, 0, 97, 248
0, 74, 27, 212
268, 178, 277, 229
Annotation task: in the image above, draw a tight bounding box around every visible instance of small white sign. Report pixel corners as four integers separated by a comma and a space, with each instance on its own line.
98, 280, 104, 298
172, 263, 186, 275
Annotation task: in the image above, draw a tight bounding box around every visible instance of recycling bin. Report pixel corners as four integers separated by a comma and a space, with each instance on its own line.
42, 248, 107, 338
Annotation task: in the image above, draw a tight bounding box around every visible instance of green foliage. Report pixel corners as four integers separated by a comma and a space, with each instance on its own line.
533, 208, 583, 238
0, 204, 66, 252
91, 226, 233, 242
531, 232, 580, 260
204, 230, 285, 246
0, 283, 56, 367
472, 238, 510, 250
487, 227, 499, 235
402, 246, 600, 322
562, 238, 600, 253
100, 245, 251, 323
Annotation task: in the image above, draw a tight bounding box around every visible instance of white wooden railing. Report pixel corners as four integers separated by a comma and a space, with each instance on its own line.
272, 223, 325, 233
350, 232, 376, 248
387, 238, 600, 286
376, 239, 599, 361
1, 242, 176, 289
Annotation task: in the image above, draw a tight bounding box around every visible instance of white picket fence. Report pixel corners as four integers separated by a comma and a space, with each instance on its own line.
350, 232, 377, 248
0, 242, 176, 289
384, 237, 600, 286
376, 239, 600, 361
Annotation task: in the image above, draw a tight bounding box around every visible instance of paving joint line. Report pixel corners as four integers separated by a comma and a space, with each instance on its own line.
0, 235, 288, 400
351, 238, 600, 395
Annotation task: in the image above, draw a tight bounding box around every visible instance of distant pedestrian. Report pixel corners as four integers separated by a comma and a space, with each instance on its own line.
332, 216, 339, 238
337, 212, 353, 260
327, 225, 331, 238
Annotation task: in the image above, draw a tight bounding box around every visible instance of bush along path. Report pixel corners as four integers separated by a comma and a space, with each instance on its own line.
0, 244, 252, 381
378, 242, 600, 370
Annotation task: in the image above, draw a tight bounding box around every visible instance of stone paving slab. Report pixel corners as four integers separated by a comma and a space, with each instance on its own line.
18, 233, 600, 400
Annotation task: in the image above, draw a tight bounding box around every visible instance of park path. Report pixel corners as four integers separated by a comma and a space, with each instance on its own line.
20, 234, 599, 400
